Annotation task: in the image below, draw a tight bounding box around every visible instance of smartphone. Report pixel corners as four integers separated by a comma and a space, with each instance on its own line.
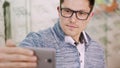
26, 47, 56, 68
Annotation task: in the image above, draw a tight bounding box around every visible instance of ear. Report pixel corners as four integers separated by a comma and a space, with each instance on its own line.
57, 6, 60, 12
87, 11, 94, 21
57, 6, 59, 10
90, 12, 94, 17
57, 6, 61, 16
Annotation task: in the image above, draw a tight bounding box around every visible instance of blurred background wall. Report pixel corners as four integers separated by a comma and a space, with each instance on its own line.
0, 0, 120, 68
0, 0, 5, 45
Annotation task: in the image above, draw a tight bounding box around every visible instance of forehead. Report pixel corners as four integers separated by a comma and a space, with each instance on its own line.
61, 0, 90, 11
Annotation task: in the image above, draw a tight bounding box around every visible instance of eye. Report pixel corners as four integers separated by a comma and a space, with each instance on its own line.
78, 11, 88, 15
63, 8, 72, 13
65, 9, 70, 12
78, 11, 84, 14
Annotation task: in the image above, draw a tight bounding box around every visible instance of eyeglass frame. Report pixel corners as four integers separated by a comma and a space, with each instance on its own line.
60, 7, 91, 20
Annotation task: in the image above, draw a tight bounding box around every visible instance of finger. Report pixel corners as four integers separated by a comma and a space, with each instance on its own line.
5, 39, 16, 47
0, 62, 37, 68
0, 54, 37, 62
0, 47, 34, 56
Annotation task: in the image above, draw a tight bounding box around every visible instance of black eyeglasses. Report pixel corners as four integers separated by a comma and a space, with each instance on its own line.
60, 8, 91, 20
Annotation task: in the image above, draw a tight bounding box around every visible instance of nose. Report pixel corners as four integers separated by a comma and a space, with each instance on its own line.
70, 13, 77, 23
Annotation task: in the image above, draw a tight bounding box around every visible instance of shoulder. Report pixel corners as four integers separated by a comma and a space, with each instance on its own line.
85, 32, 104, 52
86, 38, 105, 57
89, 40, 104, 51
85, 33, 105, 60
86, 40, 106, 68
85, 33, 106, 67
19, 28, 54, 47
25, 28, 52, 40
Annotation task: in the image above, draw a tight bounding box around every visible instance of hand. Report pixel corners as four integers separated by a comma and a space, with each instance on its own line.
0, 39, 37, 68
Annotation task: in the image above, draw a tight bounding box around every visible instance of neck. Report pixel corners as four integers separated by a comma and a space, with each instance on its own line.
72, 34, 80, 43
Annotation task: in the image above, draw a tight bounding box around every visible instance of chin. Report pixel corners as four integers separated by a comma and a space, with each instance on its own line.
65, 31, 76, 36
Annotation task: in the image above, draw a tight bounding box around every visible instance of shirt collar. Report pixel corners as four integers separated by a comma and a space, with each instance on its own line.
82, 31, 88, 43
65, 31, 88, 46
65, 36, 75, 46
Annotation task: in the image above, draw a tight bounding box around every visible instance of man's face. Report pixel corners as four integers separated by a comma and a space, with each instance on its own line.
58, 0, 93, 40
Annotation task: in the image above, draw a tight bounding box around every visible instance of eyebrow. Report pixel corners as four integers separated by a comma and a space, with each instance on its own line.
62, 7, 90, 13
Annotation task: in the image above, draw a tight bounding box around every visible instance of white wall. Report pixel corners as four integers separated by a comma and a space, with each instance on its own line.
3, 0, 59, 44
0, 0, 5, 45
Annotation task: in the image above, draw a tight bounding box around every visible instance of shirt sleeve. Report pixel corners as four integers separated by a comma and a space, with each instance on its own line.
19, 32, 44, 48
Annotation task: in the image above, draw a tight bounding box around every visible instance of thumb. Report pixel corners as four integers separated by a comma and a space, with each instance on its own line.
5, 39, 16, 47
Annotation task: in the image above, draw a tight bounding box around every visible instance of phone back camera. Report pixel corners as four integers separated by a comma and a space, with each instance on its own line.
47, 59, 52, 63
45, 59, 52, 63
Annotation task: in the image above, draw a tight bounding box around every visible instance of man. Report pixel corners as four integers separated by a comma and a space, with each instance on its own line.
0, 0, 105, 68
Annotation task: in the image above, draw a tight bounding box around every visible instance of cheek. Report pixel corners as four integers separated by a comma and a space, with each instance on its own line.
59, 17, 66, 28
77, 21, 88, 30
59, 16, 69, 24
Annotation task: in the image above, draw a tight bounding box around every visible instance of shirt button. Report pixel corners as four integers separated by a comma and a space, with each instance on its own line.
80, 60, 82, 63
79, 53, 81, 56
